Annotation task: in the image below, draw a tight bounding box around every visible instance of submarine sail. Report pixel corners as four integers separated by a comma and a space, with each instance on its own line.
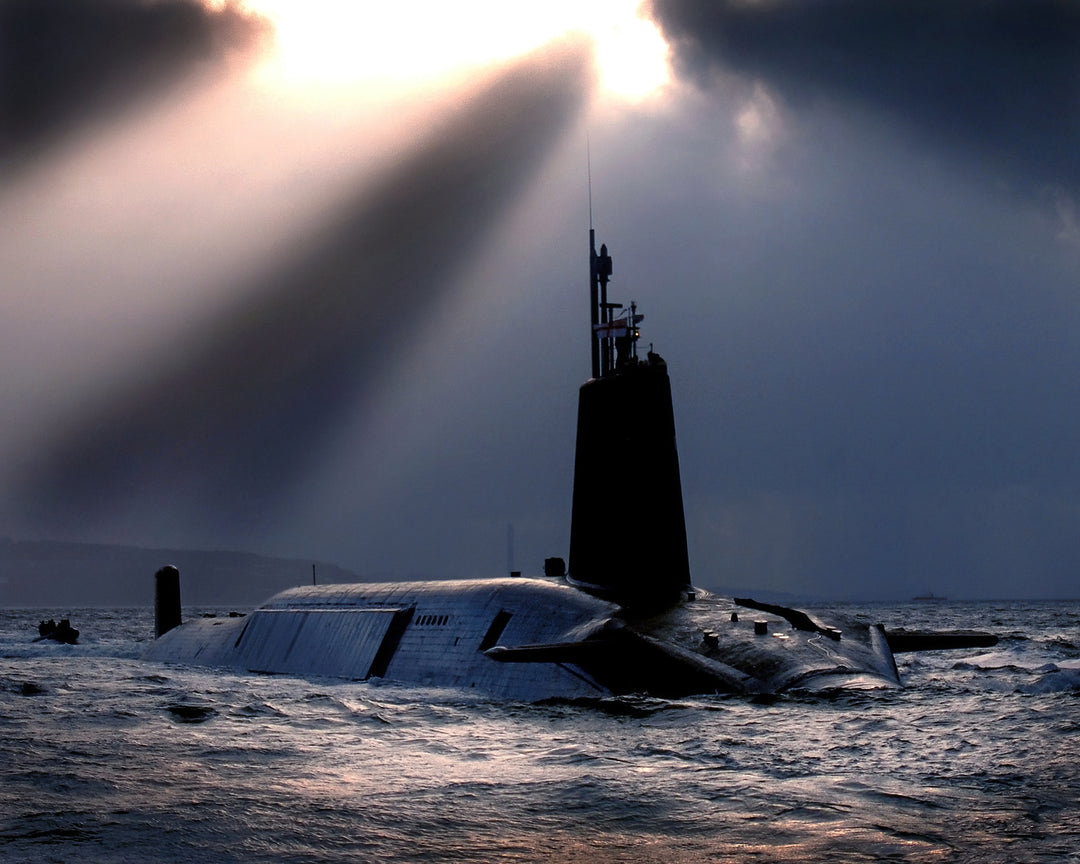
568, 230, 691, 609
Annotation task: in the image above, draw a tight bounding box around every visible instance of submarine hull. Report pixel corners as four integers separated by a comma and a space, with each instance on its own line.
144, 578, 901, 699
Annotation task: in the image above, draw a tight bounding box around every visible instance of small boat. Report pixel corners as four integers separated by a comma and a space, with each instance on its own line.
35, 618, 79, 644
913, 593, 946, 603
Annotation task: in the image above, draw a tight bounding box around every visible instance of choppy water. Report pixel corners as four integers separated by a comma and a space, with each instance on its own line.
1, 601, 1078, 863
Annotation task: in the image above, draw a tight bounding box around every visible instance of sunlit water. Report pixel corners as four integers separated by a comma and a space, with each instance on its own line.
2, 602, 1078, 862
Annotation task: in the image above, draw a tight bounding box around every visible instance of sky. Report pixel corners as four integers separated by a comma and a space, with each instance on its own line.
1, 0, 1078, 601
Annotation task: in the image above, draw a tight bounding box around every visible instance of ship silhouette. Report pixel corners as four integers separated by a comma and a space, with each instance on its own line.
145, 231, 995, 699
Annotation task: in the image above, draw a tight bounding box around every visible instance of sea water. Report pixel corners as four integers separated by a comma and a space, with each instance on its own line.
1, 601, 1077, 863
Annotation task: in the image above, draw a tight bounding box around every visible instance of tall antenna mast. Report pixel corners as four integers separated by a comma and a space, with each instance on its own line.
588, 138, 600, 378
586, 142, 615, 378
587, 135, 594, 230
589, 231, 600, 379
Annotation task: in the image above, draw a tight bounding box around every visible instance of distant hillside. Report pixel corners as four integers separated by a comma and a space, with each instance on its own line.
0, 538, 360, 607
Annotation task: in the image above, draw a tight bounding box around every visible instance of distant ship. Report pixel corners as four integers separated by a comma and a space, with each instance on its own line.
913, 592, 947, 602
145, 230, 994, 699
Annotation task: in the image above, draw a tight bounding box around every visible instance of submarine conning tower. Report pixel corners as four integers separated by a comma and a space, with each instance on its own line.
567, 230, 693, 610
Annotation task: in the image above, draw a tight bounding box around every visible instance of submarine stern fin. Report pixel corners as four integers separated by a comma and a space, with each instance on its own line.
883, 628, 999, 653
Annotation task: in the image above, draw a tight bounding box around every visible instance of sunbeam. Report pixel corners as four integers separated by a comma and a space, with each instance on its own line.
7, 40, 594, 544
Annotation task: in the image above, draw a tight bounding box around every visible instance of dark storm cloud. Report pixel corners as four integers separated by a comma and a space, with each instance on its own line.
649, 0, 1080, 194
12, 41, 593, 538
0, 0, 269, 165
618, 0, 1080, 599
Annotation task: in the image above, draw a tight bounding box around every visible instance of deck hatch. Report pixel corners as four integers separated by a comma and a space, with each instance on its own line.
367, 606, 415, 679
236, 608, 407, 678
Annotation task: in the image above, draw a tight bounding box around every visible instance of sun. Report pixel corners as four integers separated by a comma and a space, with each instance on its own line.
246, 0, 670, 100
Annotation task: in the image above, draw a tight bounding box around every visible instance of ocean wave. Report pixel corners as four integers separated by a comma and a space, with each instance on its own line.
1020, 667, 1080, 695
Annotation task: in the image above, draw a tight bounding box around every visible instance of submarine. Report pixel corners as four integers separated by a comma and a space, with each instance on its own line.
144, 230, 996, 700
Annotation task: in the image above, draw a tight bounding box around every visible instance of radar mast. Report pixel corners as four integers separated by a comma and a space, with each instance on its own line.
588, 231, 641, 378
